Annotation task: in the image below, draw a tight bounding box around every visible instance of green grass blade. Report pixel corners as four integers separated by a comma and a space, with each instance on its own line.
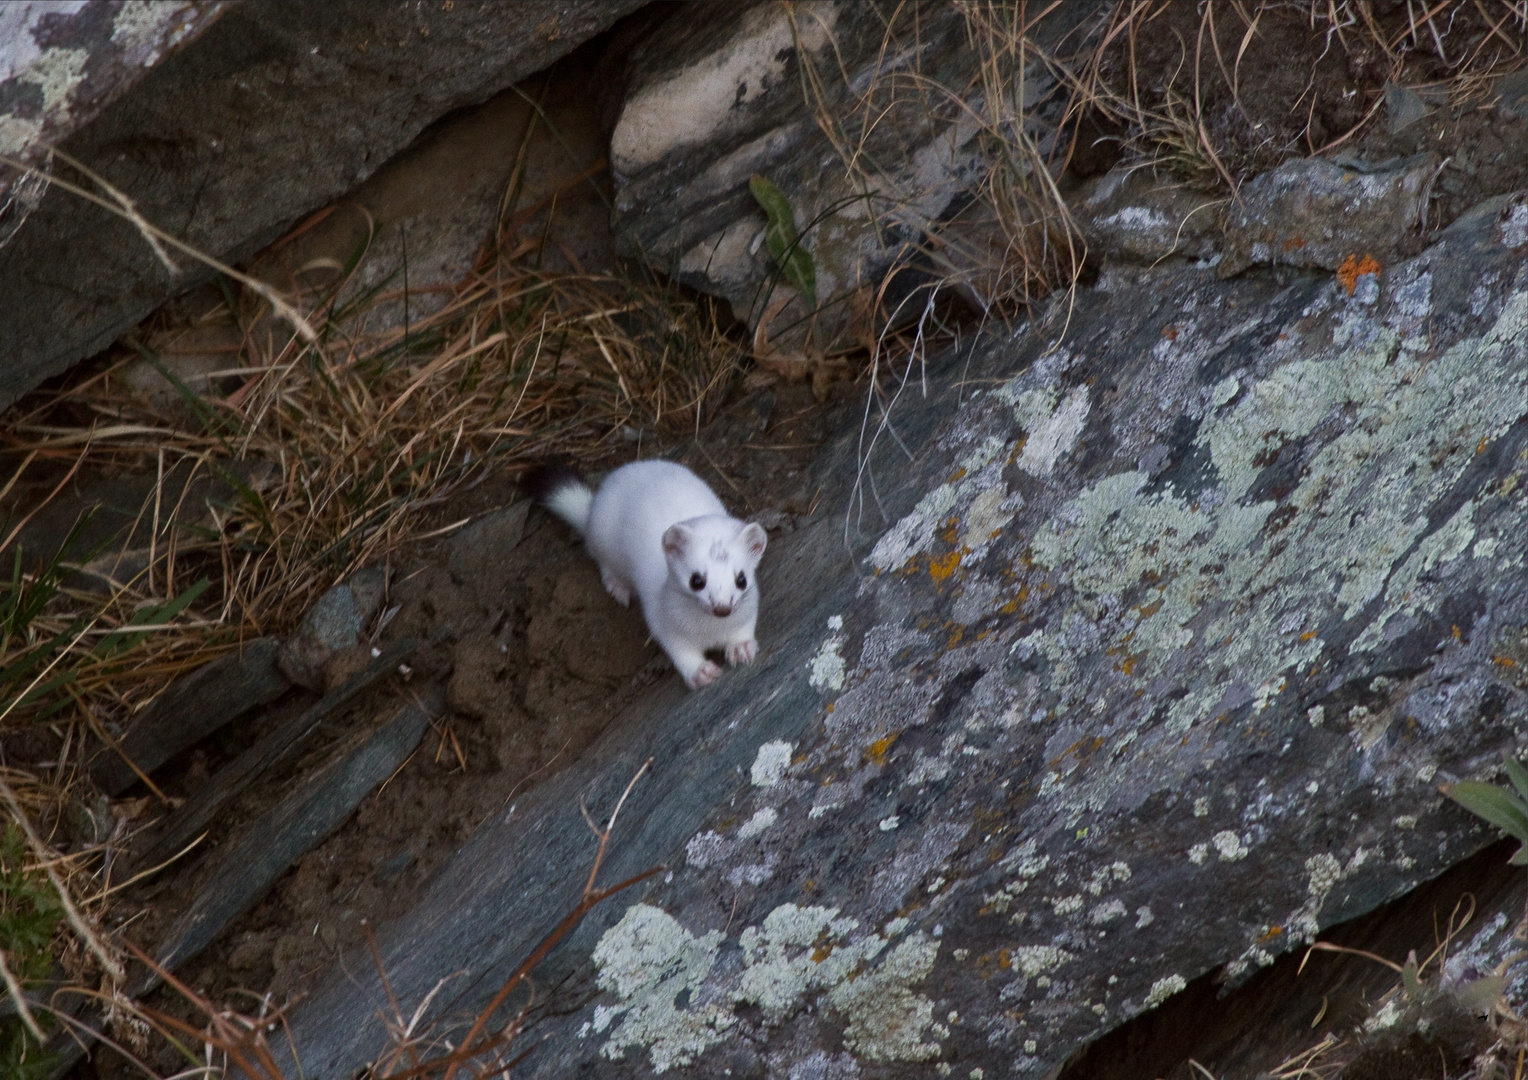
749, 174, 816, 309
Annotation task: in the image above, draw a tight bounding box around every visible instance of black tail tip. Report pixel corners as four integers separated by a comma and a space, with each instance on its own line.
520, 462, 583, 506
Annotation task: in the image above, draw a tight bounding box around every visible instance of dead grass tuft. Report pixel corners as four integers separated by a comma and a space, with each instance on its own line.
1041, 0, 1527, 194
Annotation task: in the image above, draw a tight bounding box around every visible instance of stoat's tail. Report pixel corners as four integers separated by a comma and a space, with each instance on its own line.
523, 464, 594, 534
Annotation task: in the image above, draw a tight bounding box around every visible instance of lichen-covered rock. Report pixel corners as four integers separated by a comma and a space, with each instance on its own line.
1219, 153, 1440, 277
0, 1, 226, 247
1072, 165, 1224, 264
278, 194, 1528, 1078
0, 0, 645, 409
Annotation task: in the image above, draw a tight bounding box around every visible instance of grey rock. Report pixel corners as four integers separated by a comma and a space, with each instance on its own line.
1497, 69, 1528, 119
46, 693, 437, 1080
152, 692, 436, 974
1220, 153, 1440, 277
91, 637, 288, 796
274, 197, 1528, 1078
0, 2, 227, 247
0, 0, 645, 410
608, 0, 1104, 351
1072, 165, 1225, 264
137, 638, 416, 874
279, 569, 389, 690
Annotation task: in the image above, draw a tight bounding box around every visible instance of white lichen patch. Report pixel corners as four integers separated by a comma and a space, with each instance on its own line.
1212, 831, 1249, 862
738, 807, 778, 839
750, 740, 794, 786
809, 618, 847, 692
592, 904, 733, 1072
1144, 973, 1187, 1009
1017, 387, 1091, 477
1012, 945, 1073, 978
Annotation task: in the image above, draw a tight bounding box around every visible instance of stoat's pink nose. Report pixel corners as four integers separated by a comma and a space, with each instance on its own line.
711, 603, 733, 618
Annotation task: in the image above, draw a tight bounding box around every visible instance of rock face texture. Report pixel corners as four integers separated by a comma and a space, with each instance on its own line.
0, 0, 644, 409
0, 1, 226, 244
278, 190, 1528, 1077
607, 0, 1102, 351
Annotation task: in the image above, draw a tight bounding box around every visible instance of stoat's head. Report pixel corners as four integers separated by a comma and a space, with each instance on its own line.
662, 516, 767, 618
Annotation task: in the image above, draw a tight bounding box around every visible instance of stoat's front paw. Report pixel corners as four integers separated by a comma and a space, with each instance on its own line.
685, 659, 724, 689
726, 639, 758, 667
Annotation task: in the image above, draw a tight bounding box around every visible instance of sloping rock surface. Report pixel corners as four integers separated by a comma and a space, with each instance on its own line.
0, 0, 643, 409
281, 195, 1528, 1077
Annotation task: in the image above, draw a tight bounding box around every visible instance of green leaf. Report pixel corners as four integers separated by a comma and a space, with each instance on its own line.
1511, 845, 1528, 866
91, 577, 212, 659
749, 174, 817, 309
1502, 754, 1528, 804
1441, 780, 1528, 841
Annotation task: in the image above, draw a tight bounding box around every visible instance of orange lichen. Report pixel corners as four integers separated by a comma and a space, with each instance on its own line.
1161, 324, 1179, 340
928, 549, 965, 581
1258, 925, 1285, 942
1299, 630, 1318, 641
865, 734, 898, 766
811, 944, 834, 963
1494, 656, 1519, 668
1337, 253, 1381, 295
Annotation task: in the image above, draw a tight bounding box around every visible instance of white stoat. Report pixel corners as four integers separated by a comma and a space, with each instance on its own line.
530, 460, 767, 689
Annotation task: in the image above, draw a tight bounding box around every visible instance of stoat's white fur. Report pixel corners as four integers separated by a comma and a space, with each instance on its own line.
537, 460, 767, 689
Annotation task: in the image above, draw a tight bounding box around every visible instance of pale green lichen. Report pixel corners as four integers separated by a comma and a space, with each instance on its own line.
869, 435, 1012, 572
1016, 387, 1090, 477
1015, 285, 1528, 825
592, 904, 733, 1072
1012, 944, 1072, 977
735, 904, 868, 1022
594, 901, 946, 1069
1144, 973, 1186, 1008
827, 932, 943, 1061
750, 740, 794, 786
808, 616, 847, 691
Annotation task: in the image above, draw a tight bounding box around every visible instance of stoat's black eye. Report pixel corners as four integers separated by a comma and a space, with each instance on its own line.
735, 571, 747, 590
689, 572, 706, 591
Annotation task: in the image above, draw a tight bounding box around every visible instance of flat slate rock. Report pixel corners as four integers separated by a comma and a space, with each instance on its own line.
152, 693, 436, 976
134, 638, 415, 872
279, 193, 1528, 1078
91, 637, 288, 796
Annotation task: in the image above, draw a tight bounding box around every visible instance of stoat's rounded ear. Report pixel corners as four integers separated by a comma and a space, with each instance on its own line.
662, 523, 693, 557
739, 522, 767, 561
